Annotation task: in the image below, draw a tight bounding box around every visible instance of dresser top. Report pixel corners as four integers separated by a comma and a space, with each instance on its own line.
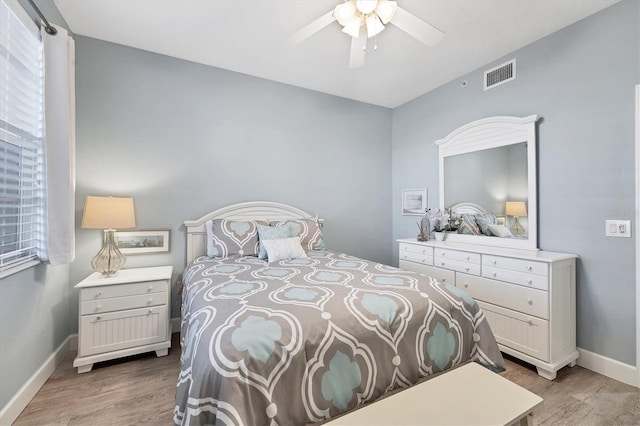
76, 266, 174, 288
398, 238, 577, 262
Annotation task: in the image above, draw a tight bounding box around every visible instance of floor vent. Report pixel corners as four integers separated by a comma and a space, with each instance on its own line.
484, 59, 516, 91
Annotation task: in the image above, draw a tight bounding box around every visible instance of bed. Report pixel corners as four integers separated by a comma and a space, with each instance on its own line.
174, 201, 504, 426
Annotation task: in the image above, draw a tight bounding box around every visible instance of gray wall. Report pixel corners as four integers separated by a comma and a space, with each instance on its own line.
0, 0, 72, 411
392, 0, 639, 365
71, 36, 393, 322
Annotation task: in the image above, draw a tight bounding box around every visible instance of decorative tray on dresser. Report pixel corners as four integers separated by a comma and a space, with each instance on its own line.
398, 238, 578, 380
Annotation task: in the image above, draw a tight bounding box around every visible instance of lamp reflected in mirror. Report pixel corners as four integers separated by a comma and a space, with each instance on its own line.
505, 201, 527, 236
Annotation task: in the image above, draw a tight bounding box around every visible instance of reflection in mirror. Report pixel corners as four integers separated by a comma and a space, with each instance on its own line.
436, 115, 539, 250
444, 142, 528, 235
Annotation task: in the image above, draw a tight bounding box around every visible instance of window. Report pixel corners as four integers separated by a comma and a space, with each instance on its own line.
0, 0, 46, 275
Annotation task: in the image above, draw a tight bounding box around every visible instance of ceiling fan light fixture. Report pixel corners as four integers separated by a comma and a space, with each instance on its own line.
342, 16, 363, 38
334, 1, 357, 26
375, 0, 397, 24
365, 14, 384, 38
355, 0, 378, 15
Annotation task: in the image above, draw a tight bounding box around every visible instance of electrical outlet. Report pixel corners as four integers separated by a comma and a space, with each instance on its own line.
605, 220, 631, 238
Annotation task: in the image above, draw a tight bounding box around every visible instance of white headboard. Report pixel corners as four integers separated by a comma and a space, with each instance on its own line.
184, 201, 320, 264
449, 202, 487, 215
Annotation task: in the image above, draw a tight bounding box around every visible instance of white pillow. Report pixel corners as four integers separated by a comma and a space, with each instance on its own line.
261, 236, 308, 263
488, 224, 513, 238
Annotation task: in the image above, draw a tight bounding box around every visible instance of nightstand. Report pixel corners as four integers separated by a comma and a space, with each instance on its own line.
73, 266, 173, 373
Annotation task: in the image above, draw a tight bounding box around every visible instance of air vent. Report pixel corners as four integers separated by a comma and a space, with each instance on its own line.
484, 59, 516, 91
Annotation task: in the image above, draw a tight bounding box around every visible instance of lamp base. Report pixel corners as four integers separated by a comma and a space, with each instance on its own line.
91, 229, 126, 277
510, 216, 525, 236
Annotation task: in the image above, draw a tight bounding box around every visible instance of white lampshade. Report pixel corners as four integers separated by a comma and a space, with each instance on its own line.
505, 201, 527, 217
81, 196, 136, 230
356, 0, 378, 14
375, 0, 397, 24
365, 14, 384, 38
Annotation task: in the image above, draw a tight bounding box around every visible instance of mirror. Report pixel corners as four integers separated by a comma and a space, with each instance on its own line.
436, 115, 539, 250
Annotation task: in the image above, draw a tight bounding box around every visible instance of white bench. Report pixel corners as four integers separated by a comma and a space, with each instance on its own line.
326, 362, 543, 426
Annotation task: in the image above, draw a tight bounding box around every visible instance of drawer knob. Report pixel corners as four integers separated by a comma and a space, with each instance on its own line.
528, 279, 533, 285
527, 266, 533, 271
403, 255, 407, 259
442, 252, 446, 256
441, 262, 445, 266
492, 272, 497, 277
148, 298, 153, 304
493, 260, 497, 265
148, 285, 154, 291
466, 256, 470, 261
465, 267, 469, 271
95, 305, 102, 311
421, 258, 426, 263
422, 249, 426, 254
442, 277, 447, 282
527, 298, 533, 305
148, 309, 153, 314
464, 283, 468, 288
95, 291, 102, 298
96, 316, 101, 321
528, 320, 534, 326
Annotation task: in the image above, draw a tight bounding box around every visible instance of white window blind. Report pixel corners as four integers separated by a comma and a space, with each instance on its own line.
0, 0, 45, 272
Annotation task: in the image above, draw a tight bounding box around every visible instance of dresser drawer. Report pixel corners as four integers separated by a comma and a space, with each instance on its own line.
456, 273, 548, 319
80, 292, 166, 315
482, 266, 548, 291
399, 261, 455, 285
80, 280, 168, 301
399, 243, 433, 256
477, 301, 549, 362
433, 248, 481, 264
399, 250, 434, 266
434, 257, 481, 276
483, 255, 548, 276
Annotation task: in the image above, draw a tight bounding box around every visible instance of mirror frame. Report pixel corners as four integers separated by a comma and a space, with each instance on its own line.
436, 115, 539, 250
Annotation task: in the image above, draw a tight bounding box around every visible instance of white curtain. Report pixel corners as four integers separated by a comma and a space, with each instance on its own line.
42, 24, 76, 265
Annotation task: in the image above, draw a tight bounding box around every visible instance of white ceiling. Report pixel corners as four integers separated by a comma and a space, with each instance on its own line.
54, 0, 620, 108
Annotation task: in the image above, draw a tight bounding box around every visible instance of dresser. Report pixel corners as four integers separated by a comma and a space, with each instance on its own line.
73, 266, 173, 373
398, 238, 577, 380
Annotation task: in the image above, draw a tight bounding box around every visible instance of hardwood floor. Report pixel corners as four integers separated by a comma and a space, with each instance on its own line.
13, 333, 640, 425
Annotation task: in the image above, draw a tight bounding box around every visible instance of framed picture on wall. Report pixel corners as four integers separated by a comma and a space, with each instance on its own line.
402, 188, 427, 215
114, 230, 170, 254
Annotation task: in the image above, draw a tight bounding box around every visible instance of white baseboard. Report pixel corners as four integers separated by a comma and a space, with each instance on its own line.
0, 334, 74, 425
577, 347, 638, 387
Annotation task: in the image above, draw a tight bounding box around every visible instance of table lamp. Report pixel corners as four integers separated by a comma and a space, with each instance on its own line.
81, 196, 136, 276
505, 201, 527, 236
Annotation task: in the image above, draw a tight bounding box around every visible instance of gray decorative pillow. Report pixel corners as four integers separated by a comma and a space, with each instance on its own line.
270, 218, 325, 251
205, 219, 268, 258
257, 223, 292, 260
474, 213, 497, 236
458, 214, 482, 235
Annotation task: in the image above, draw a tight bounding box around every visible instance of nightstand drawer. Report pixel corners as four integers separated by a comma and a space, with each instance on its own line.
457, 273, 548, 319
483, 255, 548, 276
80, 292, 166, 315
399, 250, 434, 266
79, 306, 168, 357
80, 280, 168, 301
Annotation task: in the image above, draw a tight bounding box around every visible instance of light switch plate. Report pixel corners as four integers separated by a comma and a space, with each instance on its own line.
605, 220, 631, 238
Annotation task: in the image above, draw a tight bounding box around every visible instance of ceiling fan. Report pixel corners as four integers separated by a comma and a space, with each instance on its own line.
289, 0, 444, 68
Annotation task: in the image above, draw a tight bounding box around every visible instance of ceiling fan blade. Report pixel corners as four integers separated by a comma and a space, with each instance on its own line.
349, 27, 366, 68
287, 10, 336, 46
390, 7, 444, 47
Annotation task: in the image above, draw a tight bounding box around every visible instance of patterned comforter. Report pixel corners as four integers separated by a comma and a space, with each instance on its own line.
174, 250, 504, 425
